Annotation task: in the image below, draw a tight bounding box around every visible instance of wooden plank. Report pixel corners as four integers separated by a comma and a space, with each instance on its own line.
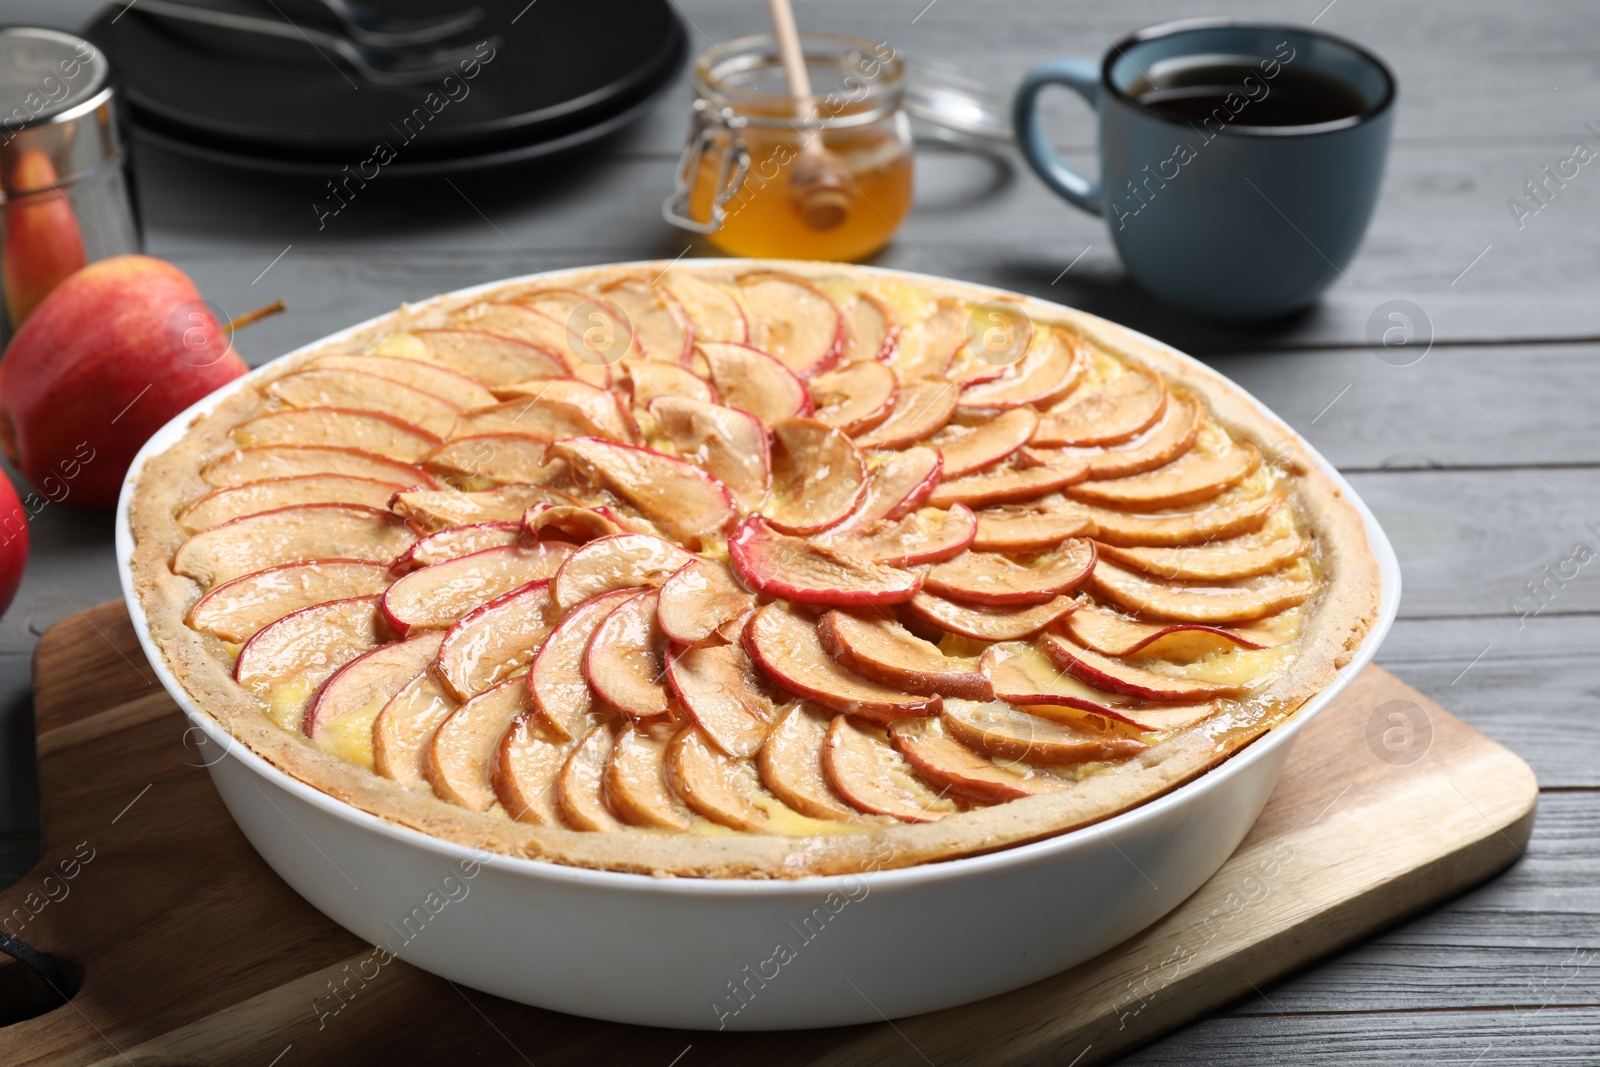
135, 132, 1600, 354
1381, 616, 1600, 789
0, 604, 1537, 1066
1347, 468, 1600, 620
1120, 1006, 1600, 1066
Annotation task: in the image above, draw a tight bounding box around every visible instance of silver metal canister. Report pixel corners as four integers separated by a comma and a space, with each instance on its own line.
0, 27, 140, 344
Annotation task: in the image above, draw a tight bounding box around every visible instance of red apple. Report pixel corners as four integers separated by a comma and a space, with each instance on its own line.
2, 150, 85, 328
0, 467, 28, 617
0, 255, 249, 509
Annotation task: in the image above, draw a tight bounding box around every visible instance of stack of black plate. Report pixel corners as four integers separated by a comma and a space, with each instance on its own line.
88, 0, 686, 174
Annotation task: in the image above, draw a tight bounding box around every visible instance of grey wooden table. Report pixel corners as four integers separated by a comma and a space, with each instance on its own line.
4, 0, 1597, 1062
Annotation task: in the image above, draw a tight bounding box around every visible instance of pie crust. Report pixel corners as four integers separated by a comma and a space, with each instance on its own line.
127, 262, 1380, 879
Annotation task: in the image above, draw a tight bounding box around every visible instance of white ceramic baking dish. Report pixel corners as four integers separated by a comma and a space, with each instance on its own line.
116, 263, 1400, 1031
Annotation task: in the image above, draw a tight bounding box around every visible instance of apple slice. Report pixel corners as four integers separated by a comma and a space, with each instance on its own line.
931, 408, 1038, 478
658, 271, 747, 343
971, 495, 1095, 552
234, 408, 441, 462
762, 419, 866, 534
311, 353, 498, 410
1086, 483, 1291, 548
381, 542, 573, 635
1085, 557, 1315, 623
818, 610, 992, 698
372, 670, 458, 788
665, 726, 769, 831
583, 590, 671, 718
413, 328, 573, 385
646, 395, 770, 511
436, 579, 562, 700
743, 603, 939, 721
837, 446, 942, 528
816, 505, 977, 567
173, 504, 419, 587
853, 378, 957, 449
1033, 364, 1167, 447
422, 435, 564, 488
188, 559, 392, 643
606, 727, 694, 830
1096, 531, 1311, 582
923, 538, 1096, 605
943, 700, 1148, 765
1067, 441, 1261, 510
1060, 604, 1276, 659
558, 724, 622, 831
1083, 392, 1202, 481
511, 286, 588, 322
265, 368, 461, 438
651, 271, 744, 344
837, 289, 897, 364
927, 451, 1094, 509
697, 341, 811, 425
737, 272, 843, 377
824, 716, 956, 822
522, 592, 633, 745
729, 519, 922, 607
450, 395, 625, 444
389, 485, 575, 531
494, 712, 571, 825
443, 303, 610, 387
906, 590, 1078, 642
392, 521, 522, 571
808, 361, 898, 436
550, 533, 694, 610
890, 299, 964, 379
551, 437, 735, 549
627, 361, 716, 408
889, 716, 1056, 804
202, 446, 432, 489
426, 675, 526, 812
522, 503, 623, 543
304, 631, 444, 768
756, 704, 861, 821
958, 328, 1085, 412
666, 642, 774, 758
601, 278, 692, 364
178, 474, 404, 533
977, 641, 1148, 724
656, 558, 754, 646
488, 378, 636, 441
1041, 632, 1250, 701
234, 596, 385, 719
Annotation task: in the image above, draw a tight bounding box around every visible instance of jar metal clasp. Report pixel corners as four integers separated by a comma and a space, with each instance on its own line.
662, 99, 750, 235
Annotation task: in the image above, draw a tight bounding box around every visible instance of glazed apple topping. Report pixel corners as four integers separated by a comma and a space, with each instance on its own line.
169, 267, 1334, 841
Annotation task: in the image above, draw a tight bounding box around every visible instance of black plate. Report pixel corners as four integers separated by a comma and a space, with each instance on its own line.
87, 0, 686, 171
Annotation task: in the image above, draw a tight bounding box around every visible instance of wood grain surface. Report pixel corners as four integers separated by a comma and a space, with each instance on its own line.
0, 0, 1593, 1061
0, 602, 1535, 1066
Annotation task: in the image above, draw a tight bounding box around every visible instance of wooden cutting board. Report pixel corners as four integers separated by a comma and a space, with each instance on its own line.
0, 602, 1536, 1066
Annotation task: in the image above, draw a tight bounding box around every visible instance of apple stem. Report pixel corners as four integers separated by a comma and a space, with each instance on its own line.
224, 299, 286, 335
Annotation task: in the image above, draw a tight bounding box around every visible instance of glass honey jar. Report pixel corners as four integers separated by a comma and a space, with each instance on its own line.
664, 32, 913, 262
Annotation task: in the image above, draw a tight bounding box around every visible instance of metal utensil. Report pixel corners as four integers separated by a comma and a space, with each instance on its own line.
303, 0, 482, 49
131, 0, 496, 86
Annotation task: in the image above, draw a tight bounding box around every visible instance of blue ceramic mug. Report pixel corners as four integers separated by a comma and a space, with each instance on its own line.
1013, 20, 1396, 319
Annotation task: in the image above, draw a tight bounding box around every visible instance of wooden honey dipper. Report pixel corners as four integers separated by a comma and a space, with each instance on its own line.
767, 0, 853, 231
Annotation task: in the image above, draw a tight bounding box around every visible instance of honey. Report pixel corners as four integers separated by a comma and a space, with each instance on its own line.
666, 33, 914, 262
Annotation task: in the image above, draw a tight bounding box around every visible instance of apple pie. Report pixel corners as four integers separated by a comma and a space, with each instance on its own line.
127, 262, 1379, 879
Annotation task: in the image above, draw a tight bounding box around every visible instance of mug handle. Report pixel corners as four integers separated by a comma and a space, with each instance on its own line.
1013, 58, 1104, 217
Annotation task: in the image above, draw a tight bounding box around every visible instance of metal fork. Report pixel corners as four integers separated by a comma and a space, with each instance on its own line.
132, 0, 497, 86
304, 0, 483, 48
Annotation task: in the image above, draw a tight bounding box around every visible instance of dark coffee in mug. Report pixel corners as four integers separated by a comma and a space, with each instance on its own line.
1128, 56, 1368, 128
1012, 20, 1396, 317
